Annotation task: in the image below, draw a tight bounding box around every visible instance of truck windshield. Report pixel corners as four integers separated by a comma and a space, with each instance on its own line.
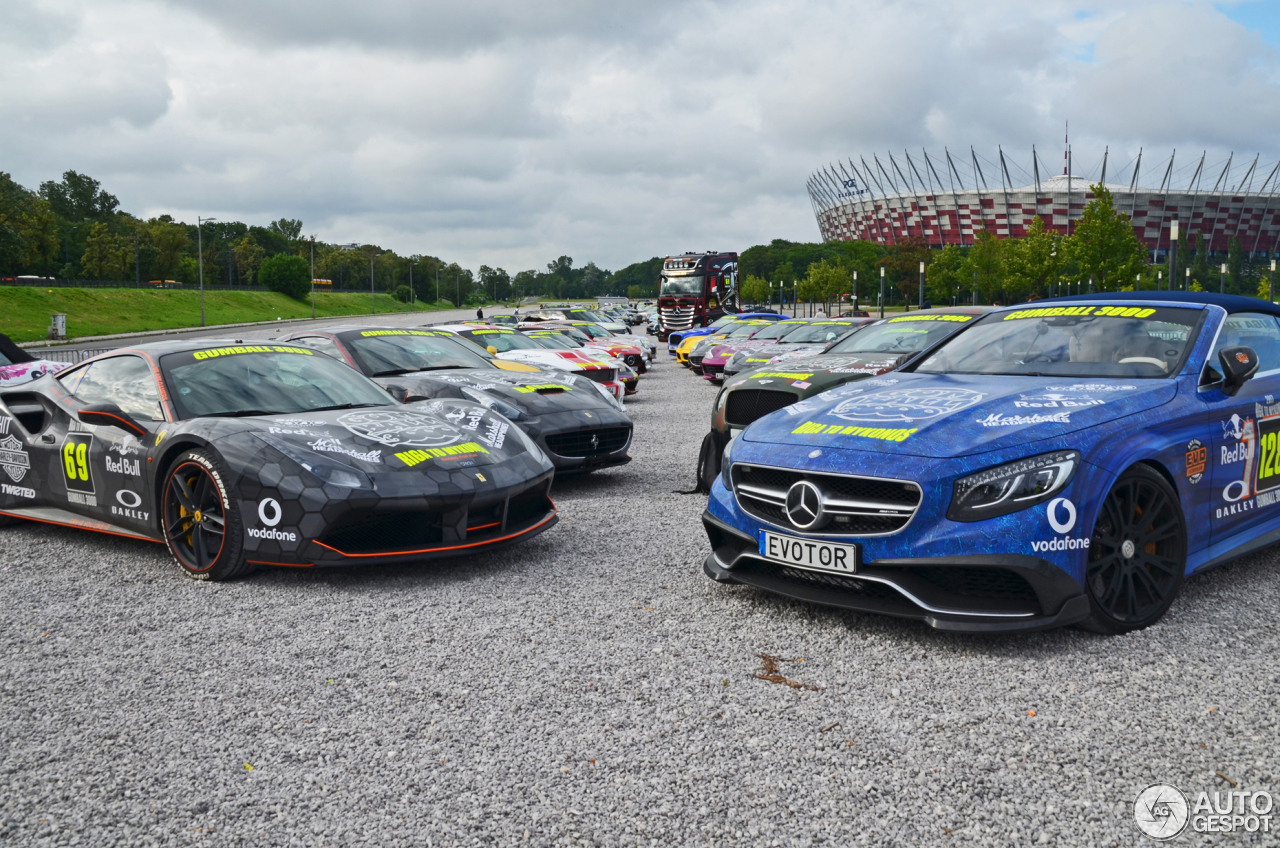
661, 275, 704, 295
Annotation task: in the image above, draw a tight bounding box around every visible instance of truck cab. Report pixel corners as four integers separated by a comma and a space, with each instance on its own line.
657, 251, 739, 341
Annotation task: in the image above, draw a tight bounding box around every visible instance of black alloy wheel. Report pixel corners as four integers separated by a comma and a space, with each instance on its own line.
162, 449, 250, 580
1081, 464, 1185, 634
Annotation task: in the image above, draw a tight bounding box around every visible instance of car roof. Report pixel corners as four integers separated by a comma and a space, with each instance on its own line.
1029, 291, 1276, 317
69, 338, 318, 357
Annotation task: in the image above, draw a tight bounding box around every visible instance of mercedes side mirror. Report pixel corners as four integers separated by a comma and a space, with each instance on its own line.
77, 402, 149, 437
1219, 345, 1260, 395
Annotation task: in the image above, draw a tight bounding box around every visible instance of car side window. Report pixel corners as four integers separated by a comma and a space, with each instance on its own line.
1207, 313, 1280, 382
292, 335, 345, 360
67, 355, 165, 421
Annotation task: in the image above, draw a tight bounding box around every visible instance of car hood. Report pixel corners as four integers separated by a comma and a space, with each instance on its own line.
375, 368, 617, 414
741, 372, 1177, 458
223, 404, 531, 472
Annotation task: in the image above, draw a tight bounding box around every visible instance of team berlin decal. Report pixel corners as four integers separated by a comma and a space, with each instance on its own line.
828, 387, 986, 424
337, 410, 464, 449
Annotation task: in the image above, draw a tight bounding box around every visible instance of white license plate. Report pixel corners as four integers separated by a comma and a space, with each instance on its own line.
759, 531, 859, 575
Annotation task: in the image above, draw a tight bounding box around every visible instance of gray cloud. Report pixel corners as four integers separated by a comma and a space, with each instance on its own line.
3, 0, 1279, 271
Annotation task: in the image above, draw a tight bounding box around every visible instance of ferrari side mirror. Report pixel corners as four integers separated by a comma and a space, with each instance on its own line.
77, 402, 149, 437
1219, 345, 1260, 395
487, 346, 499, 354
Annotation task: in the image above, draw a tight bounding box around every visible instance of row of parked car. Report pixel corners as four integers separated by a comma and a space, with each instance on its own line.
672, 293, 1280, 636
0, 311, 654, 581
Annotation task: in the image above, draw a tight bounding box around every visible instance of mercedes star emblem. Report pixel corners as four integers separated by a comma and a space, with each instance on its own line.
784, 480, 828, 530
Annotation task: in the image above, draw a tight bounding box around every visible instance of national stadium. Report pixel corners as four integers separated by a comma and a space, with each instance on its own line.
807, 146, 1280, 257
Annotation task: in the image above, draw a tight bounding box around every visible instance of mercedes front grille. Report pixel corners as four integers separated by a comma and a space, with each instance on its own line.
660, 306, 695, 331
731, 463, 921, 536
578, 367, 619, 384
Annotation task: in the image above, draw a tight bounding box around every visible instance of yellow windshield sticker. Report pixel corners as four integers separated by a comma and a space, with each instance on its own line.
753, 372, 814, 380
887, 314, 973, 323
467, 329, 513, 335
192, 345, 312, 361
792, 421, 918, 442
359, 329, 440, 337
1002, 305, 1156, 321
395, 442, 490, 467
513, 383, 572, 393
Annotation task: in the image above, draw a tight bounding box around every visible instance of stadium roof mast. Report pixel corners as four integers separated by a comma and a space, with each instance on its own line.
1249, 159, 1280, 255
943, 149, 968, 247
970, 147, 990, 235
839, 160, 876, 243
1204, 154, 1234, 251
1129, 148, 1143, 221
889, 152, 922, 243
924, 149, 963, 248
904, 152, 939, 248
1033, 145, 1042, 223
999, 147, 1015, 237
1152, 151, 1176, 263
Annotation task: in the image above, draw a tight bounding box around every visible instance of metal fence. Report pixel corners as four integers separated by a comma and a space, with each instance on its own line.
26, 348, 114, 363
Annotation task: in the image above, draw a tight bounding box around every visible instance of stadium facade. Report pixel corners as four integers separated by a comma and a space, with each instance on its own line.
807, 148, 1280, 257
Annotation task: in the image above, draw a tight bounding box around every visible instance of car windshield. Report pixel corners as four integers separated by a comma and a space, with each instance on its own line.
709, 315, 737, 327
751, 321, 808, 340
827, 315, 969, 354
161, 346, 393, 419
457, 330, 542, 352
723, 322, 770, 338
916, 305, 1201, 377
343, 331, 492, 376
572, 323, 611, 339
782, 321, 857, 343
527, 334, 578, 350
570, 310, 611, 323
661, 275, 704, 295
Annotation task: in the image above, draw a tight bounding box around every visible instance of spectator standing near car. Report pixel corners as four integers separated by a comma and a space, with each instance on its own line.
814, 306, 827, 319
477, 307, 485, 320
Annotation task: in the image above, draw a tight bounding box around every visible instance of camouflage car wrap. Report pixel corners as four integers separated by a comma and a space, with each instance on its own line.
0, 339, 558, 577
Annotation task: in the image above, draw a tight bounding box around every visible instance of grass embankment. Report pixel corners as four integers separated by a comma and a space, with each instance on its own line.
0, 287, 455, 344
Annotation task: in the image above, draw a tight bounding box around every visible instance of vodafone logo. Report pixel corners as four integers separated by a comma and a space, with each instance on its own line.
1047, 497, 1077, 534
258, 498, 282, 527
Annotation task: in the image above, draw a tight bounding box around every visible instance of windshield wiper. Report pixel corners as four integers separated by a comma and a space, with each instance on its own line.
308, 402, 385, 411
371, 365, 469, 377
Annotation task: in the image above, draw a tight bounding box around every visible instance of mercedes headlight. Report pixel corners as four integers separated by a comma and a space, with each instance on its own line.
947, 450, 1079, 522
460, 387, 527, 421
719, 436, 734, 491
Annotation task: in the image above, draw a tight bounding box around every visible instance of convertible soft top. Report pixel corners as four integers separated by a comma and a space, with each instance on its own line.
1030, 290, 1280, 319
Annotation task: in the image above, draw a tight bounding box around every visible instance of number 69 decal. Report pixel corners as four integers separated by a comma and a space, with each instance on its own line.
61, 433, 95, 494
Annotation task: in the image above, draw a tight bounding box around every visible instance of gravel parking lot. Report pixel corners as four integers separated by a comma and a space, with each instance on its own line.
2, 353, 1278, 847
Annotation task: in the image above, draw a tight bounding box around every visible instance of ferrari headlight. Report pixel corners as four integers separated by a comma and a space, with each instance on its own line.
460, 387, 527, 421
947, 450, 1079, 522
254, 432, 372, 489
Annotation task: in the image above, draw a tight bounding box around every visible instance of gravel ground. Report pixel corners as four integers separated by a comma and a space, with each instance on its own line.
2, 354, 1278, 847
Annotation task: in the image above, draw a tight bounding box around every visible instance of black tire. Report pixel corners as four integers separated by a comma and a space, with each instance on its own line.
1079, 464, 1185, 634
696, 430, 726, 494
161, 449, 252, 581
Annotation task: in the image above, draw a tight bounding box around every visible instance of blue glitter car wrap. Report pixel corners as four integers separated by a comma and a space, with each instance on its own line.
703, 293, 1280, 633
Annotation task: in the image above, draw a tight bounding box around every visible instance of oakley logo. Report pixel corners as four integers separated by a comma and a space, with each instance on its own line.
785, 480, 828, 530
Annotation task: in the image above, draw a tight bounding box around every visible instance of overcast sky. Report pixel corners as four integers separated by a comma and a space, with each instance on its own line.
3, 0, 1279, 271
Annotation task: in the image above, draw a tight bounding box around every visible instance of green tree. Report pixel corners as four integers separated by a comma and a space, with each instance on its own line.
478, 265, 511, 302
80, 222, 121, 279
968, 229, 1004, 304
1003, 216, 1062, 301
1190, 233, 1210, 290
806, 258, 851, 306
878, 236, 930, 306
1062, 184, 1144, 291
924, 244, 968, 305
740, 274, 770, 305
268, 218, 303, 241
394, 285, 412, 303
39, 171, 118, 221
233, 234, 265, 285
1227, 236, 1246, 295
19, 200, 60, 277
258, 254, 311, 300
149, 219, 191, 281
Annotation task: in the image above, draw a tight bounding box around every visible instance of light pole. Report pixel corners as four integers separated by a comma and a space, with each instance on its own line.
1220, 262, 1227, 294
197, 216, 216, 327
1158, 270, 1162, 291
309, 235, 316, 319
134, 229, 140, 288
1185, 267, 1190, 291
1136, 273, 1141, 292
1169, 218, 1179, 294
852, 270, 858, 313
878, 265, 885, 319
1272, 259, 1277, 303
409, 259, 416, 309
918, 260, 925, 310
972, 271, 977, 306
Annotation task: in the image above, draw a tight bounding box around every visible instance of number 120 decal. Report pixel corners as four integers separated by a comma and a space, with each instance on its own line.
61, 433, 95, 494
